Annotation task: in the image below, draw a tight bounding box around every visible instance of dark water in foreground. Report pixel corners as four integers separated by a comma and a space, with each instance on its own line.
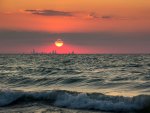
0, 54, 150, 113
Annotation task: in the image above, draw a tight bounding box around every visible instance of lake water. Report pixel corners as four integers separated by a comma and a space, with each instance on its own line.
0, 54, 150, 113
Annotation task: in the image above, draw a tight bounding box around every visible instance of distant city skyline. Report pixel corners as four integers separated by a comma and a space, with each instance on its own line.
31, 49, 75, 55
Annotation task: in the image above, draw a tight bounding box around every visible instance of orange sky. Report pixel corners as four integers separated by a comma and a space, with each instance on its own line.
0, 0, 150, 33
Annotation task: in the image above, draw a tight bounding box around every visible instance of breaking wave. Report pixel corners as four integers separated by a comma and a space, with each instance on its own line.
0, 89, 150, 112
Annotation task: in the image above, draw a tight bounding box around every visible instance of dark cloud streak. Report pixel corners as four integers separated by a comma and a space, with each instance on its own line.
24, 9, 126, 21
25, 9, 114, 19
88, 12, 113, 19
101, 16, 113, 19
25, 9, 73, 16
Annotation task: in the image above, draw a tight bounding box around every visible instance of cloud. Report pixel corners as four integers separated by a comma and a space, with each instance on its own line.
25, 10, 114, 19
87, 12, 99, 19
24, 9, 117, 20
25, 9, 73, 16
86, 12, 113, 20
101, 16, 113, 19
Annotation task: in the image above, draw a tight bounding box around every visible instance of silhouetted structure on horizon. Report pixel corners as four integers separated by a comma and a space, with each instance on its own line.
30, 49, 75, 55
50, 50, 57, 54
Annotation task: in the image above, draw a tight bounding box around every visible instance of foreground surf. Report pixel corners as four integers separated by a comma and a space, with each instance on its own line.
0, 89, 150, 112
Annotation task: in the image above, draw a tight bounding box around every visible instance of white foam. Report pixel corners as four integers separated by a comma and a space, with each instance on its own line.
0, 89, 149, 112
54, 93, 148, 112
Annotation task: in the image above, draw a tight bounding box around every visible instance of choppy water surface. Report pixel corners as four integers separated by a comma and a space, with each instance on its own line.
0, 54, 150, 113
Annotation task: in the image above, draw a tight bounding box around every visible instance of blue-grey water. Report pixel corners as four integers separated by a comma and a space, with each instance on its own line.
0, 54, 150, 113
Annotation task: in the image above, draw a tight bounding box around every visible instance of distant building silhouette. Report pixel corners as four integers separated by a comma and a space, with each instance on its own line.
30, 49, 75, 55
68, 51, 75, 55
50, 50, 57, 54
71, 51, 75, 54
31, 49, 36, 54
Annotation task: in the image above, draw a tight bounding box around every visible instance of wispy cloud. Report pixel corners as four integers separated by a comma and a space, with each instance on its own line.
101, 15, 113, 19
87, 12, 99, 19
24, 9, 126, 20
25, 9, 73, 16
24, 9, 114, 19
85, 12, 113, 20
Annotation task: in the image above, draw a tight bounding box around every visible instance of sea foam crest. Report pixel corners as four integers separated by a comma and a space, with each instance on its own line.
0, 89, 149, 112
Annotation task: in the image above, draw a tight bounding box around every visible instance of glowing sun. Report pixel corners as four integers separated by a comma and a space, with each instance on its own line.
55, 39, 64, 47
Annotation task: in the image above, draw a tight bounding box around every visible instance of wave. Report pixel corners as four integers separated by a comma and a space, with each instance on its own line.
0, 89, 150, 112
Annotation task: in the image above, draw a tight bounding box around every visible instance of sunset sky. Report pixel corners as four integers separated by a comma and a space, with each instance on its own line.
0, 0, 150, 54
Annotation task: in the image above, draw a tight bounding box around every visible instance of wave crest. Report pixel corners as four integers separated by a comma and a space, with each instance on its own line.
0, 89, 150, 112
